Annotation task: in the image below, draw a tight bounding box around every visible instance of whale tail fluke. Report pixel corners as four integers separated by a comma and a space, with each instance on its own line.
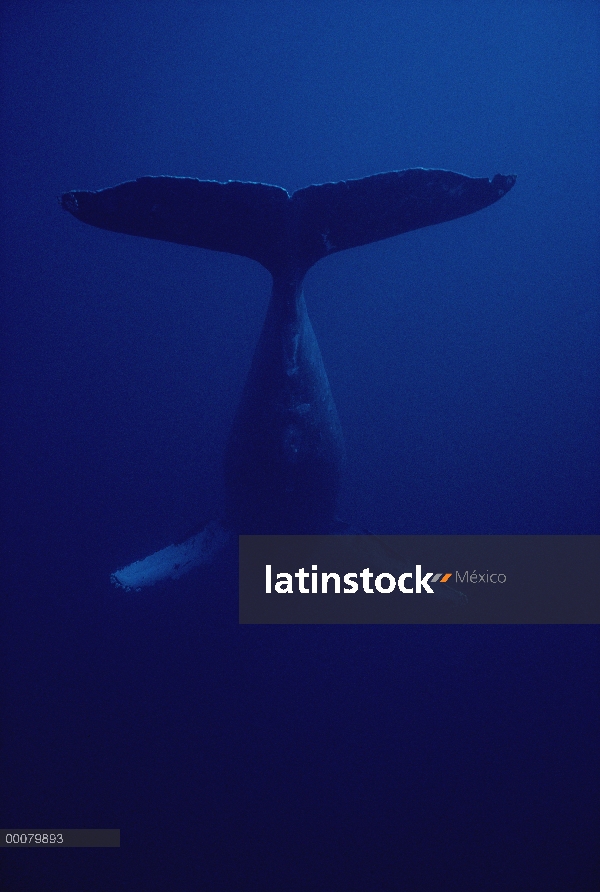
62, 169, 515, 277
291, 169, 516, 272
110, 520, 230, 591
62, 177, 293, 275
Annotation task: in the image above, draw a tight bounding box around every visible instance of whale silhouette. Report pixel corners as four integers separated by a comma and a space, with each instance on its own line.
61, 169, 515, 589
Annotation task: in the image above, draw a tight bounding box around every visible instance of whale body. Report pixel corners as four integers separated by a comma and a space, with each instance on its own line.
61, 169, 515, 587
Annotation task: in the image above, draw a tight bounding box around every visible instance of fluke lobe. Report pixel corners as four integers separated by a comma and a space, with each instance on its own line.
61, 169, 515, 588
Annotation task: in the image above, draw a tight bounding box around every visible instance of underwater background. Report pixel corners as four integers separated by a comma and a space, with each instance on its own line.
1, 1, 598, 889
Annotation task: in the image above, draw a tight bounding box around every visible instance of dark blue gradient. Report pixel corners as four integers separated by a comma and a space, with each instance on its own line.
1, 2, 598, 889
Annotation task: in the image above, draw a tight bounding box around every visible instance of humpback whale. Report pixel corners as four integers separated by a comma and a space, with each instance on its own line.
61, 168, 515, 589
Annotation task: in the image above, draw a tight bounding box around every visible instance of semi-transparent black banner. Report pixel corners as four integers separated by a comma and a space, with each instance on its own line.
1, 830, 120, 847
239, 535, 599, 624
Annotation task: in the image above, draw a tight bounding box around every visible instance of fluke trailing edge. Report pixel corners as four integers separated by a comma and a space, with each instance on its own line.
61, 169, 516, 589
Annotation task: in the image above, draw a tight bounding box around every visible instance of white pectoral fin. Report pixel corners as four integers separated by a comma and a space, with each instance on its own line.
110, 521, 230, 591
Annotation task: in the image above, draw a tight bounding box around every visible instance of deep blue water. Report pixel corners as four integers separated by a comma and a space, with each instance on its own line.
1, 2, 598, 889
